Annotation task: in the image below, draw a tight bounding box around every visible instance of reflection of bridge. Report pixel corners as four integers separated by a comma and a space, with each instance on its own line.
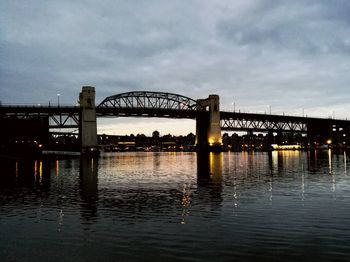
1, 86, 350, 152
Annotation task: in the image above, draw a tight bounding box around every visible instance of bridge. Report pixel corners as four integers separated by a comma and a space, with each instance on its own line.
1, 86, 350, 152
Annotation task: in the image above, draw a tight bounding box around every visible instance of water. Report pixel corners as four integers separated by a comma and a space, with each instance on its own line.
1, 151, 350, 261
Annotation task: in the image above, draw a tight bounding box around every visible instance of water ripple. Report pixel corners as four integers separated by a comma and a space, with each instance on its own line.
1, 152, 350, 261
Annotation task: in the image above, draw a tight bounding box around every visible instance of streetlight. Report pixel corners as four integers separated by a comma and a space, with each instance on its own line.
57, 94, 60, 107
327, 139, 332, 148
232, 101, 235, 112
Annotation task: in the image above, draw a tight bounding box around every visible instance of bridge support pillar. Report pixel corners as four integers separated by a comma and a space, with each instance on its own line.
79, 86, 99, 155
196, 95, 222, 151
307, 119, 332, 149
267, 130, 274, 149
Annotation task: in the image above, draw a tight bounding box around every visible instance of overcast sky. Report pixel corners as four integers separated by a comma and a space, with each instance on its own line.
1, 0, 350, 135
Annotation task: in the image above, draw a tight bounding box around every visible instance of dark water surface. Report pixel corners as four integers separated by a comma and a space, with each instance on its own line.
1, 151, 350, 261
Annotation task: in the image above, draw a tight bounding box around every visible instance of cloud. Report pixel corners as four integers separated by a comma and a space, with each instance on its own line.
1, 0, 350, 134
217, 1, 350, 55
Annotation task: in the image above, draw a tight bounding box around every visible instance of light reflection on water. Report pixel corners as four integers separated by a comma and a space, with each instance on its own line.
1, 151, 350, 261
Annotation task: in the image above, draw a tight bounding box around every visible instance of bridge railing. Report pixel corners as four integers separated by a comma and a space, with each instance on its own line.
0, 103, 79, 108
219, 109, 349, 122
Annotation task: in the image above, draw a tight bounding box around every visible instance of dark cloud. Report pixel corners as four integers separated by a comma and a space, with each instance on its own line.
217, 1, 350, 56
1, 0, 350, 133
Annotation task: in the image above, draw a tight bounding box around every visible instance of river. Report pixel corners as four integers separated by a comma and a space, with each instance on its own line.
1, 151, 350, 261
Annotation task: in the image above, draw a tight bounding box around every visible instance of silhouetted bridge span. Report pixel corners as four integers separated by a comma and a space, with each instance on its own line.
1, 87, 350, 152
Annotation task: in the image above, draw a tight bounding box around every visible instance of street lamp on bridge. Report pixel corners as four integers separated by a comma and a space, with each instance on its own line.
267, 105, 271, 114
57, 94, 60, 107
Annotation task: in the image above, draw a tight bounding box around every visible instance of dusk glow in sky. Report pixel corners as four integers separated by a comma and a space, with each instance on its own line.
1, 0, 350, 135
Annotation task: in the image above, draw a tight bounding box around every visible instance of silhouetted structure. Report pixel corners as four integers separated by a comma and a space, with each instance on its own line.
1, 87, 350, 155
0, 117, 49, 156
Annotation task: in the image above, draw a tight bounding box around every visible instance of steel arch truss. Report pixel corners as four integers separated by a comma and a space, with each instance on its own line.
98, 91, 197, 111
221, 117, 307, 133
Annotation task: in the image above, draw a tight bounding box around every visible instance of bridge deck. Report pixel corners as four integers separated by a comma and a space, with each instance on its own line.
1, 106, 350, 132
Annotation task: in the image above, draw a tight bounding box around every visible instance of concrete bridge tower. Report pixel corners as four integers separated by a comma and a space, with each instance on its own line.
196, 95, 222, 151
79, 86, 98, 153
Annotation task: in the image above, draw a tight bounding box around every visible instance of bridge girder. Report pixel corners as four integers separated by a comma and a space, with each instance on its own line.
221, 118, 307, 133
0, 106, 80, 129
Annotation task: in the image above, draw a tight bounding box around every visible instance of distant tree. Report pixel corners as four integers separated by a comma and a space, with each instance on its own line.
187, 132, 195, 138
186, 132, 196, 145
162, 134, 173, 141
152, 130, 160, 139
151, 130, 160, 147
231, 133, 238, 138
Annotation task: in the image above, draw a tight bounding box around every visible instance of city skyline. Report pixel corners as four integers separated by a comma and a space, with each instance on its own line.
2, 0, 350, 135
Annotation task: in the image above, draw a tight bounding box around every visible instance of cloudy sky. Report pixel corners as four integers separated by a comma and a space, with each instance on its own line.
1, 0, 350, 135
